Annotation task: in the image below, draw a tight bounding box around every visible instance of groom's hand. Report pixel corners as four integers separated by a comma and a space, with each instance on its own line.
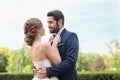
35, 66, 48, 79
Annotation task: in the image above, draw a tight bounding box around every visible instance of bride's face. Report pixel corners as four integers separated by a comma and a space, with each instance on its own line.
42, 26, 45, 36
40, 26, 45, 36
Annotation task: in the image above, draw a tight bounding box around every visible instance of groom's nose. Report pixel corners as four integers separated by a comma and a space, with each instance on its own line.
48, 23, 51, 27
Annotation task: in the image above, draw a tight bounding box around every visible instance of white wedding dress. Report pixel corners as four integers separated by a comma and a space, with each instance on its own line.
32, 59, 58, 80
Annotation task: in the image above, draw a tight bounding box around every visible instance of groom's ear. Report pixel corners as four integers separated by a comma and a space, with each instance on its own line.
58, 19, 62, 25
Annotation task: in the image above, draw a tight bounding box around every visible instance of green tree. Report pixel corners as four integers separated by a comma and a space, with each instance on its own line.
0, 54, 8, 72
0, 47, 13, 72
106, 39, 120, 71
76, 50, 98, 71
7, 44, 33, 73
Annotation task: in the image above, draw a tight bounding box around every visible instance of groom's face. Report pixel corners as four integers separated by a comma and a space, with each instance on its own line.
47, 16, 59, 33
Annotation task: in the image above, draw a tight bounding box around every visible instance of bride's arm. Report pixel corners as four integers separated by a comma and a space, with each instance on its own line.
52, 41, 61, 65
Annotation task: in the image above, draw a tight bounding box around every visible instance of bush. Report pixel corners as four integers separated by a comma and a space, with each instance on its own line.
0, 72, 120, 80
78, 71, 120, 80
0, 73, 33, 80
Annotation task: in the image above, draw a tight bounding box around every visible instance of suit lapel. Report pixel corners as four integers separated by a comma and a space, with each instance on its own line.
60, 28, 66, 39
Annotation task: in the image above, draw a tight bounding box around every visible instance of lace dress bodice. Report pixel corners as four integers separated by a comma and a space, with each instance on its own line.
33, 59, 52, 68
32, 59, 58, 80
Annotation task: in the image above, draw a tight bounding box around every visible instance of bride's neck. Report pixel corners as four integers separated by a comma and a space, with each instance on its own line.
32, 36, 41, 47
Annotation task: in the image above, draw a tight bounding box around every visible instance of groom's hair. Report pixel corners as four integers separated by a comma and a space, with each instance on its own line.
47, 10, 64, 25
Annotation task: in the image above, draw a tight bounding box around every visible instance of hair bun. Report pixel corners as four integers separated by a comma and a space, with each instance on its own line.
24, 18, 42, 46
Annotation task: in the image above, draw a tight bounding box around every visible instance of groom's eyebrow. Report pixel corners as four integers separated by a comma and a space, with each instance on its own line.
47, 21, 53, 23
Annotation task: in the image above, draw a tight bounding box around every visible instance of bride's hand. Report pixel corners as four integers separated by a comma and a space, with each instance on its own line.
48, 34, 55, 44
52, 34, 60, 46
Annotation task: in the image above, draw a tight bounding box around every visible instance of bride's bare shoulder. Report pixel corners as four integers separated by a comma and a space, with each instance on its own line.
40, 41, 51, 48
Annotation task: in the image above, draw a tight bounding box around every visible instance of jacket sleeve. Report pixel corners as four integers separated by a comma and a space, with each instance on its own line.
46, 33, 79, 78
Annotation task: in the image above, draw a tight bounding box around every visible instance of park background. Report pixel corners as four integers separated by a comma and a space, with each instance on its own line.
0, 0, 120, 79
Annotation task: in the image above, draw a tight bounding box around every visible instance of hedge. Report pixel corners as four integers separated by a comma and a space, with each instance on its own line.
78, 71, 120, 80
0, 73, 33, 80
0, 72, 120, 80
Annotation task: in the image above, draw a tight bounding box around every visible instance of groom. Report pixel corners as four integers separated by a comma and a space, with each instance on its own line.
35, 10, 79, 80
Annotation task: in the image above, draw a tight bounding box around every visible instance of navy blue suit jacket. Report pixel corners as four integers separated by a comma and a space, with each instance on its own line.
46, 28, 79, 80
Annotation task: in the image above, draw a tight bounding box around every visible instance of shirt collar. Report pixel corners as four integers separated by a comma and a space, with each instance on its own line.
58, 27, 65, 35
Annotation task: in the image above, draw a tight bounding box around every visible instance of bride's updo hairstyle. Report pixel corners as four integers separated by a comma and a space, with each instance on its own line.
24, 18, 42, 46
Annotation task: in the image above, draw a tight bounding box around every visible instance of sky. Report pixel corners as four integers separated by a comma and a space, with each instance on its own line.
0, 0, 119, 54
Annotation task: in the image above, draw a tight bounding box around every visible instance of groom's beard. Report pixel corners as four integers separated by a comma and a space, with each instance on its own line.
50, 23, 59, 33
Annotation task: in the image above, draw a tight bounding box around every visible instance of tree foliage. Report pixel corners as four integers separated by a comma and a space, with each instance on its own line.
1, 38, 120, 73
6, 44, 33, 73
0, 47, 13, 72
0, 54, 8, 72
76, 50, 98, 71
91, 55, 106, 71
106, 39, 120, 71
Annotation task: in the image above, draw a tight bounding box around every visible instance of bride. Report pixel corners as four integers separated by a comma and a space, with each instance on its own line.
24, 18, 61, 80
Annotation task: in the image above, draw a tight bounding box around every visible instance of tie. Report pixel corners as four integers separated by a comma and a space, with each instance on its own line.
51, 33, 56, 45
52, 33, 56, 38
